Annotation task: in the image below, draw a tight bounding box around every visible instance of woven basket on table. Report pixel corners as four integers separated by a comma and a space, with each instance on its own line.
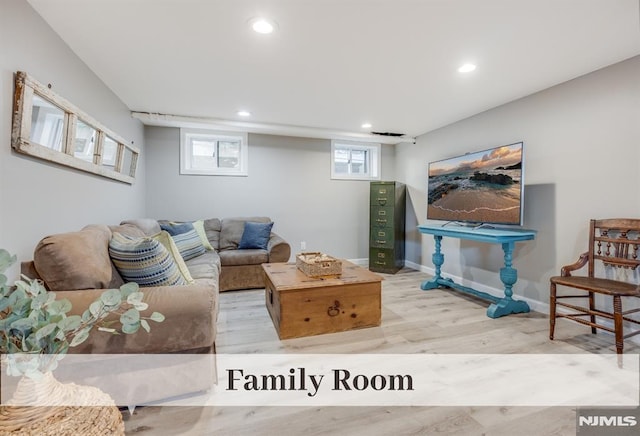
0, 372, 124, 435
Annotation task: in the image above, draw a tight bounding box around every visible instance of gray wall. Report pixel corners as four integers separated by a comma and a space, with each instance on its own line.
0, 0, 146, 278
396, 55, 640, 310
145, 127, 395, 261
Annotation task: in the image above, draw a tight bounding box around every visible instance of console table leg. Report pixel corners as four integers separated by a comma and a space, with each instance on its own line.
486, 242, 530, 318
421, 236, 453, 290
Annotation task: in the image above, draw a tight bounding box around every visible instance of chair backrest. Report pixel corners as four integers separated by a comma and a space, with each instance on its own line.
588, 218, 640, 277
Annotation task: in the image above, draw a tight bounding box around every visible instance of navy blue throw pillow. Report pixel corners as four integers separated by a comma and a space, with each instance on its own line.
160, 222, 194, 236
238, 221, 274, 250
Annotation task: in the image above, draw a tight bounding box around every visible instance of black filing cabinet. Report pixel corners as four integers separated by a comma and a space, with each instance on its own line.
369, 181, 405, 273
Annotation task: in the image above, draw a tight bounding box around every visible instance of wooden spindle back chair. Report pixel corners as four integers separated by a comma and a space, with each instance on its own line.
549, 218, 640, 354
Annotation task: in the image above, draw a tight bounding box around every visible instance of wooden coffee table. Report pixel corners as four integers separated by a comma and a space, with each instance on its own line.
262, 260, 383, 339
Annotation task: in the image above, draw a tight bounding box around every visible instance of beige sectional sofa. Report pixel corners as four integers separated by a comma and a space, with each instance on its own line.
15, 216, 289, 404
21, 216, 291, 355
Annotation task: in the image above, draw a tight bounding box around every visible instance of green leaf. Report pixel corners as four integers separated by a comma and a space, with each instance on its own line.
30, 292, 49, 311
1, 283, 10, 297
58, 315, 82, 332
31, 278, 48, 295
140, 319, 150, 333
69, 327, 91, 347
8, 288, 27, 307
81, 309, 93, 322
100, 289, 122, 306
27, 308, 41, 322
57, 343, 69, 355
35, 323, 57, 341
10, 317, 36, 332
149, 312, 165, 323
6, 341, 20, 353
15, 280, 33, 296
120, 308, 140, 325
0, 249, 16, 272
24, 333, 42, 352
12, 298, 32, 316
119, 282, 139, 299
0, 296, 10, 312
48, 314, 64, 324
133, 302, 149, 311
89, 300, 105, 317
126, 291, 144, 305
122, 322, 140, 334
0, 313, 20, 331
47, 299, 72, 316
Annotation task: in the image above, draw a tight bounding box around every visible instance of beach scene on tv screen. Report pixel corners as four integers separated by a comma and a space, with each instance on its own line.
427, 143, 523, 224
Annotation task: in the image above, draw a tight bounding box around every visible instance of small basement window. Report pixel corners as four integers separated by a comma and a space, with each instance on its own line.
331, 140, 380, 180
180, 129, 248, 176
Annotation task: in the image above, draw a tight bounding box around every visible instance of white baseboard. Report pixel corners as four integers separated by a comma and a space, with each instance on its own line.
405, 260, 550, 315
347, 258, 369, 267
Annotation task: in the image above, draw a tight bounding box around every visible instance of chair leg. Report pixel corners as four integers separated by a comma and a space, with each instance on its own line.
613, 295, 623, 354
588, 291, 596, 334
549, 282, 557, 340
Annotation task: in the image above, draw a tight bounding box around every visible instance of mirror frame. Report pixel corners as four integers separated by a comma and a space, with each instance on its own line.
11, 71, 139, 184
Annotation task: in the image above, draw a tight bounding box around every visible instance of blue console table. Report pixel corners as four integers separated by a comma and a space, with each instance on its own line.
418, 224, 536, 318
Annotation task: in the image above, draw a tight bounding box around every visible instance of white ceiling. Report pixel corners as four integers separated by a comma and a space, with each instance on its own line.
27, 0, 640, 141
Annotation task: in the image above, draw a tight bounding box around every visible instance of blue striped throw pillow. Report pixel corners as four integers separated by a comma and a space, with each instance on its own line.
109, 232, 187, 287
171, 229, 206, 261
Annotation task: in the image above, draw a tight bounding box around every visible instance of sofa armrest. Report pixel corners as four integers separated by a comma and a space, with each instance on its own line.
267, 232, 291, 263
54, 284, 217, 354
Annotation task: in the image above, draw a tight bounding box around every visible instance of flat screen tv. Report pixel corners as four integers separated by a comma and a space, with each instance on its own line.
427, 142, 524, 226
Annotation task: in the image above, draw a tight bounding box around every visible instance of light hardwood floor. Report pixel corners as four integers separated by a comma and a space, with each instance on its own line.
123, 268, 639, 435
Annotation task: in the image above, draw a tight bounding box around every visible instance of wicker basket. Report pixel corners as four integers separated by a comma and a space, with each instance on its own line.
296, 252, 342, 277
0, 372, 124, 435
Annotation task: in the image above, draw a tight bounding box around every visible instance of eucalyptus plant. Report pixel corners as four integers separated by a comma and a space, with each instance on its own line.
0, 249, 164, 378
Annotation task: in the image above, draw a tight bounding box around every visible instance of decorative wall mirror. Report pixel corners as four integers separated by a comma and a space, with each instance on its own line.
11, 71, 139, 184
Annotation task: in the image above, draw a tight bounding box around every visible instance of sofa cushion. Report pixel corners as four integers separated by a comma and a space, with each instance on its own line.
219, 217, 271, 251
192, 220, 214, 251
34, 226, 124, 292
185, 250, 221, 283
219, 249, 268, 266
153, 231, 195, 283
120, 218, 161, 236
238, 221, 274, 250
160, 221, 194, 236
203, 218, 222, 251
171, 229, 206, 261
108, 224, 146, 239
109, 233, 187, 287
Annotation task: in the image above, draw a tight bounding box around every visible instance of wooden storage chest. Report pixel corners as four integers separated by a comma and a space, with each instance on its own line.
263, 261, 383, 339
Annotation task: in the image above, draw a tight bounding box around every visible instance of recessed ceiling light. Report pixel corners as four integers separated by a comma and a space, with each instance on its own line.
361, 122, 372, 129
250, 17, 277, 34
458, 63, 477, 73
237, 110, 251, 117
